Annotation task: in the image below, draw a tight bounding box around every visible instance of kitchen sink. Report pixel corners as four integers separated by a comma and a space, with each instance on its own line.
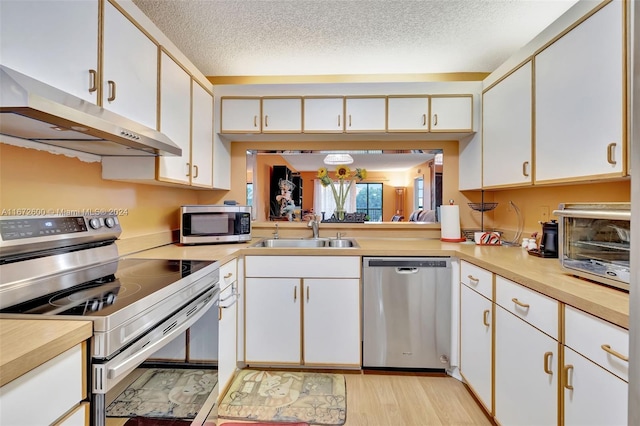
251, 238, 359, 248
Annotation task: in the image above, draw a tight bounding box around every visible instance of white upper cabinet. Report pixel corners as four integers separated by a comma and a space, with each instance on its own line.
0, 0, 99, 103
158, 52, 192, 185
220, 97, 261, 133
191, 82, 214, 188
345, 96, 386, 132
482, 61, 533, 188
102, 0, 158, 130
429, 95, 473, 132
534, 0, 625, 183
262, 97, 302, 133
387, 96, 430, 132
303, 97, 344, 133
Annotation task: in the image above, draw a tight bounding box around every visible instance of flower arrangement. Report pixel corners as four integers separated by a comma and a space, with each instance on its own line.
317, 165, 367, 219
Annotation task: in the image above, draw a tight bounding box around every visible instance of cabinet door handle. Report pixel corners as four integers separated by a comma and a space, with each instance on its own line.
306, 286, 310, 302
218, 306, 223, 321
422, 113, 427, 126
337, 114, 341, 127
88, 69, 97, 93
293, 286, 297, 301
348, 114, 352, 127
186, 162, 191, 177
193, 164, 199, 179
107, 80, 116, 102
467, 274, 479, 284
543, 351, 553, 375
607, 142, 617, 165
264, 115, 269, 127
601, 344, 628, 362
511, 297, 530, 308
522, 161, 530, 177
482, 309, 490, 327
432, 113, 438, 126
253, 115, 258, 127
563, 364, 574, 390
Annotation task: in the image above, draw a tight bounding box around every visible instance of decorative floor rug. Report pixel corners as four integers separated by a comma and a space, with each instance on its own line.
218, 370, 346, 425
106, 368, 218, 420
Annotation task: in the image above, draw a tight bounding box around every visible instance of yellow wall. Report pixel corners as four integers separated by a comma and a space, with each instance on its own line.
0, 144, 201, 239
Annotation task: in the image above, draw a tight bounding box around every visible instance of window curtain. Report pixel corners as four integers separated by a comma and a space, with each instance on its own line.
313, 179, 358, 216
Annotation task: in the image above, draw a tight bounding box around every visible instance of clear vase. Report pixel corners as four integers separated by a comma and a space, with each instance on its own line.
334, 208, 346, 221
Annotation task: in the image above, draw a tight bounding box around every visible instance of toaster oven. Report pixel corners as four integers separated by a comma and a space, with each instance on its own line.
553, 202, 631, 291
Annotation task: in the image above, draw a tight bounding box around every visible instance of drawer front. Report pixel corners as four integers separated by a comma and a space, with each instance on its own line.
0, 343, 85, 425
495, 276, 558, 339
460, 261, 493, 299
565, 305, 628, 381
246, 256, 360, 278
220, 258, 238, 288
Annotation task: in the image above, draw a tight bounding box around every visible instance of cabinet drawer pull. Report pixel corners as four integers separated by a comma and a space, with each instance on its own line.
601, 344, 628, 362
607, 142, 617, 165
264, 115, 269, 127
543, 351, 553, 375
88, 69, 97, 93
522, 161, 529, 177
563, 364, 574, 390
193, 164, 199, 179
422, 113, 427, 126
306, 286, 310, 302
224, 272, 233, 279
218, 306, 222, 321
511, 297, 530, 308
482, 309, 490, 327
293, 286, 297, 301
107, 80, 116, 102
432, 113, 438, 126
467, 274, 479, 284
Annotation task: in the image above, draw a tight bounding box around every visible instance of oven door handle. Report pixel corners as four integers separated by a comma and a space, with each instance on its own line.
105, 288, 219, 381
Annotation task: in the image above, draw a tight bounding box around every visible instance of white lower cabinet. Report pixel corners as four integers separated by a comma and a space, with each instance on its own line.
217, 259, 239, 394
0, 343, 87, 426
563, 305, 628, 426
244, 256, 360, 367
459, 283, 493, 413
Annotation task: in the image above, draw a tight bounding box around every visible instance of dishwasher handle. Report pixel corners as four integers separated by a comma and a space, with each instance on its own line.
395, 267, 419, 274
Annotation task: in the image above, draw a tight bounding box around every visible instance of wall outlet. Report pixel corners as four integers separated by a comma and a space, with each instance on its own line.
540, 205, 550, 222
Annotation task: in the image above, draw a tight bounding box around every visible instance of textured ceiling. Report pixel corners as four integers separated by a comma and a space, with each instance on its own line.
131, 0, 578, 77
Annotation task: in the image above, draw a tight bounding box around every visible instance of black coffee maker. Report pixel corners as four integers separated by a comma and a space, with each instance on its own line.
539, 220, 559, 258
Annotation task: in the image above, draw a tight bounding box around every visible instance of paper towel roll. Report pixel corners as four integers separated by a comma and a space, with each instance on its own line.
440, 205, 463, 242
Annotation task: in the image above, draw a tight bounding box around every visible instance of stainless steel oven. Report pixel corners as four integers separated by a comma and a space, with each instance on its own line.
0, 214, 220, 426
553, 202, 631, 291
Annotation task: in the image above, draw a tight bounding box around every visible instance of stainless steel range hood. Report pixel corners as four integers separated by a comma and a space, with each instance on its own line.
0, 66, 181, 157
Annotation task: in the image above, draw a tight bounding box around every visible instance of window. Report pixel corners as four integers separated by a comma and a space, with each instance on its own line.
414, 177, 424, 210
246, 183, 253, 206
356, 183, 383, 222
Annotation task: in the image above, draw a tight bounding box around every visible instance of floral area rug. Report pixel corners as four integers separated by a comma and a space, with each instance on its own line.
218, 369, 347, 425
106, 368, 217, 420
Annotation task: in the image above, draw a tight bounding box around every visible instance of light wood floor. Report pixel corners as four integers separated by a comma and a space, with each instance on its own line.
218, 371, 494, 426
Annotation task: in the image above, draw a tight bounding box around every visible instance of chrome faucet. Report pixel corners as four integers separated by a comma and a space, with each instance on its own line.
273, 223, 280, 239
308, 215, 320, 239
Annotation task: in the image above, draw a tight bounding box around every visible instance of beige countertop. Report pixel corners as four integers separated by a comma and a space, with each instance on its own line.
0, 319, 92, 387
2, 235, 628, 385
129, 236, 629, 329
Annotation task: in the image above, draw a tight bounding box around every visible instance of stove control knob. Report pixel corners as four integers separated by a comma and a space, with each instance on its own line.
89, 218, 102, 229
104, 217, 116, 228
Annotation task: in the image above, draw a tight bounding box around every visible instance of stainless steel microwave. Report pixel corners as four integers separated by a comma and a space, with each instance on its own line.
180, 205, 251, 245
553, 202, 630, 291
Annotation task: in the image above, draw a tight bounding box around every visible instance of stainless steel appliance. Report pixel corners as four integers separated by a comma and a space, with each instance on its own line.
0, 214, 220, 426
553, 202, 631, 291
180, 204, 251, 245
362, 257, 452, 370
0, 65, 181, 157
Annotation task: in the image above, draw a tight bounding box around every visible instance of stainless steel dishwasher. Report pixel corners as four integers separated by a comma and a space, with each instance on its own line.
363, 257, 452, 370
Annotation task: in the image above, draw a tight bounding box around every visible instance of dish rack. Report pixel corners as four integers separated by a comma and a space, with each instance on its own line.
468, 202, 498, 212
